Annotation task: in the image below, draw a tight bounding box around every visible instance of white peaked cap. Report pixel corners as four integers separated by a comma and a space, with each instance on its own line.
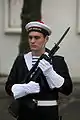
25, 21, 52, 36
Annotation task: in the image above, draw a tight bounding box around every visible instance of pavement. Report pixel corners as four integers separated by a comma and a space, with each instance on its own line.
0, 77, 80, 120
59, 82, 80, 120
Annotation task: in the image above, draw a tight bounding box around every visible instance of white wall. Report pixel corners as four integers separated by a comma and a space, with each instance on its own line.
0, 0, 20, 74
42, 0, 80, 80
0, 0, 80, 81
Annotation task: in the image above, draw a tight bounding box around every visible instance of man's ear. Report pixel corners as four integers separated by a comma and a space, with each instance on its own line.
45, 36, 49, 43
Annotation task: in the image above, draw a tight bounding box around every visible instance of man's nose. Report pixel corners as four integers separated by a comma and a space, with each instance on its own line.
31, 37, 36, 42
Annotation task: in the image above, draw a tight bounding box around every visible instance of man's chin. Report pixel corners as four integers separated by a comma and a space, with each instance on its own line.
30, 48, 37, 51
31, 49, 37, 51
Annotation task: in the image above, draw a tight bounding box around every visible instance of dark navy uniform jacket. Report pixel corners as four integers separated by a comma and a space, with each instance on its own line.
5, 51, 73, 120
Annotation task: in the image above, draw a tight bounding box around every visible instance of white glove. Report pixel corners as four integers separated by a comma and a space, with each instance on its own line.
11, 84, 27, 99
38, 58, 64, 88
11, 81, 40, 99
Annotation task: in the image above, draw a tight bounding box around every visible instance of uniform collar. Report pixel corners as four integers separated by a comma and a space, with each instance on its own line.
24, 51, 48, 71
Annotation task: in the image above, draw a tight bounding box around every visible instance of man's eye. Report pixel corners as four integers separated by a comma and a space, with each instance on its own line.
34, 36, 40, 39
28, 36, 40, 40
28, 36, 32, 39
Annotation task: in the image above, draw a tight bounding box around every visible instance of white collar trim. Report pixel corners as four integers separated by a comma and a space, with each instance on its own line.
24, 52, 32, 71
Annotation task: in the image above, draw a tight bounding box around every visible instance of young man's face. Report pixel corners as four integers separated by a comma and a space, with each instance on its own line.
28, 31, 48, 52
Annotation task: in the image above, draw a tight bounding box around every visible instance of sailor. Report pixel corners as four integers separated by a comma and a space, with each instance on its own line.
5, 21, 73, 120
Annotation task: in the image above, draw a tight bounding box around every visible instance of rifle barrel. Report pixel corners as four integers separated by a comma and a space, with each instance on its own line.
57, 27, 70, 46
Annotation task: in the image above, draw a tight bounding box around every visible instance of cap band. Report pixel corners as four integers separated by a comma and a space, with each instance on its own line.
28, 27, 42, 32
27, 27, 49, 36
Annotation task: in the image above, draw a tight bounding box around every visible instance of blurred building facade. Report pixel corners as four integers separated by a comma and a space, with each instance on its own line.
0, 0, 80, 82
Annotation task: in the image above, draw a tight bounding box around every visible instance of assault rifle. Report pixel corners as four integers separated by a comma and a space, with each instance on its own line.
23, 27, 70, 83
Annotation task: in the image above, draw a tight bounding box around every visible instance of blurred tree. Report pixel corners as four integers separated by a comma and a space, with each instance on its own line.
19, 0, 42, 53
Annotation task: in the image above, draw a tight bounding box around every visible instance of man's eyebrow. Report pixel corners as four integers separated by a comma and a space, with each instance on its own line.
28, 35, 40, 37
